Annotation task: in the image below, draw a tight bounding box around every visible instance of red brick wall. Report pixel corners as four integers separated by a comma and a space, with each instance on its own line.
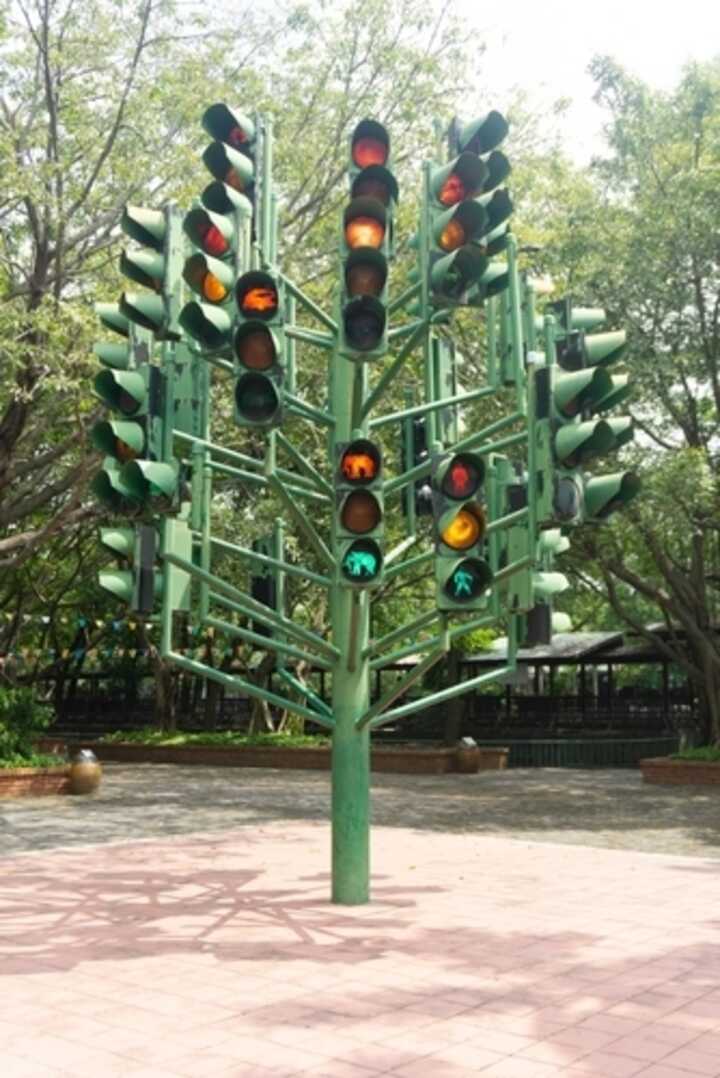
640, 759, 720, 786
0, 767, 70, 798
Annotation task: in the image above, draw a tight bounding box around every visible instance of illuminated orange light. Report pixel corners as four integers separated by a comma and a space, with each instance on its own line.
345, 216, 384, 250
237, 329, 275, 371
241, 287, 278, 315
201, 272, 228, 303
342, 491, 381, 534
439, 218, 466, 252
352, 137, 387, 168
442, 508, 483, 550
438, 173, 467, 207
341, 452, 378, 482
347, 263, 384, 297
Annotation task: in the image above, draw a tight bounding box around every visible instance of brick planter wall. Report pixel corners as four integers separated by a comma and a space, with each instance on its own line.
84, 742, 509, 775
640, 757, 720, 786
0, 766, 70, 798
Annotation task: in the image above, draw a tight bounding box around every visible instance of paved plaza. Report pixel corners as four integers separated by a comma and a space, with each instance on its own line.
1, 766, 720, 1076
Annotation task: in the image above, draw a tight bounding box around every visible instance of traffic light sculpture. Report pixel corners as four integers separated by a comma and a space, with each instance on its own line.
91, 101, 644, 909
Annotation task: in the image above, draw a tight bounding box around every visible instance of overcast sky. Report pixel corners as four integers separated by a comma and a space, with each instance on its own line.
457, 0, 720, 160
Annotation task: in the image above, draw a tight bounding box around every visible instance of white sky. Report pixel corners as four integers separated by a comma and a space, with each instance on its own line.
456, 0, 720, 160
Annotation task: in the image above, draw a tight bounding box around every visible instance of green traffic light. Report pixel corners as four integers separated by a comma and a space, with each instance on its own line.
444, 558, 492, 603
341, 539, 382, 583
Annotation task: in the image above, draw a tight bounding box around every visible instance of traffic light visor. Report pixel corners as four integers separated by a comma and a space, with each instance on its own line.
432, 152, 488, 207
236, 271, 279, 320
202, 104, 255, 148
340, 440, 381, 484
94, 369, 146, 416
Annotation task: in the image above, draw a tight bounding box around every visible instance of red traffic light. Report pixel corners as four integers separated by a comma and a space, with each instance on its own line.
441, 453, 483, 500
351, 119, 389, 169
198, 221, 229, 258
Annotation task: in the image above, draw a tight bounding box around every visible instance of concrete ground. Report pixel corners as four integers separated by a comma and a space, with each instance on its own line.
1, 766, 719, 1077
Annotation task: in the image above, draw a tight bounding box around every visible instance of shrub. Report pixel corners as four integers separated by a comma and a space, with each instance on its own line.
0, 688, 53, 761
672, 745, 720, 762
100, 728, 329, 748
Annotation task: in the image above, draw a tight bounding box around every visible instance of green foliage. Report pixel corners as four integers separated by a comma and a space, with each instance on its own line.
671, 746, 720, 762
100, 727, 329, 748
0, 753, 65, 769
0, 688, 53, 761
452, 628, 496, 656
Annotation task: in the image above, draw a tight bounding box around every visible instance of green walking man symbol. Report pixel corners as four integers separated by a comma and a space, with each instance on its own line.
451, 567, 474, 598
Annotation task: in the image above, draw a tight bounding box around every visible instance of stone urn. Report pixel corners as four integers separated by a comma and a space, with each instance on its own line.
69, 749, 102, 795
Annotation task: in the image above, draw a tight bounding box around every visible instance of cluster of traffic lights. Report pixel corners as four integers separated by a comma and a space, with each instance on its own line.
341, 122, 397, 357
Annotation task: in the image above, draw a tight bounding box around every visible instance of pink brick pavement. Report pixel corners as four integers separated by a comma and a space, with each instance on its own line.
1, 823, 719, 1077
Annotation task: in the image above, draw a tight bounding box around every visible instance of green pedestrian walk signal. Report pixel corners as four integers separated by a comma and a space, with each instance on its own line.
335, 440, 384, 586
432, 451, 492, 610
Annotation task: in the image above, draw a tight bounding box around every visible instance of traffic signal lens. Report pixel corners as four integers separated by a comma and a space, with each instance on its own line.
352, 137, 388, 168
199, 222, 229, 257
235, 327, 275, 371
341, 539, 382, 582
353, 175, 391, 203
235, 373, 279, 422
240, 286, 278, 317
344, 298, 385, 351
225, 167, 246, 192
201, 271, 228, 303
445, 559, 491, 602
441, 506, 484, 550
441, 455, 483, 499
228, 124, 249, 148
345, 215, 384, 250
347, 261, 384, 297
341, 491, 381, 533
117, 389, 140, 415
438, 173, 467, 207
340, 449, 379, 483
115, 436, 138, 463
439, 219, 466, 252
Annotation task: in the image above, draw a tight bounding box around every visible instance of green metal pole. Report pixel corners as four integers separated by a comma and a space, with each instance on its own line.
330, 344, 371, 905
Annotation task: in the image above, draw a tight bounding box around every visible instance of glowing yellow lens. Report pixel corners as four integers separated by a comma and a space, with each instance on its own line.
439, 218, 466, 252
202, 273, 228, 303
345, 216, 384, 250
441, 508, 483, 550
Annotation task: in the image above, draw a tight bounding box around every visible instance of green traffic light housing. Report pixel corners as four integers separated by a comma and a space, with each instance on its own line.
584, 472, 641, 520
430, 152, 487, 207
202, 141, 254, 194
457, 110, 509, 155
183, 206, 234, 260
120, 459, 178, 505
179, 300, 232, 348
183, 252, 234, 304
91, 419, 145, 462
120, 205, 165, 252
119, 248, 164, 292
95, 302, 129, 338
94, 369, 146, 416
91, 465, 141, 512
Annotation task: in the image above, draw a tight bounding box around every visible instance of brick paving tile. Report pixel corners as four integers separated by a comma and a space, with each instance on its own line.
1, 767, 720, 1078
